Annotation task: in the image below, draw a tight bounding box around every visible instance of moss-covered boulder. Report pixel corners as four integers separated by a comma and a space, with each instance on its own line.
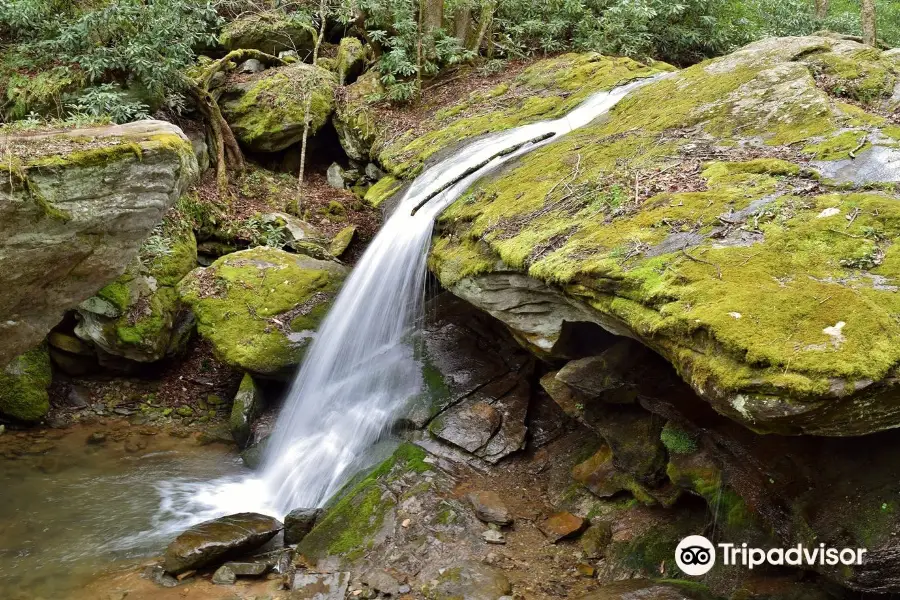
230, 373, 263, 448
430, 36, 900, 436
0, 120, 198, 368
0, 344, 51, 422
336, 53, 669, 180
221, 63, 337, 153
219, 11, 315, 55
178, 246, 347, 377
74, 210, 197, 363
335, 37, 366, 85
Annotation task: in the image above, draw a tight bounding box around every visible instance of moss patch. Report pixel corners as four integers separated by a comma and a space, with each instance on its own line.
0, 344, 51, 422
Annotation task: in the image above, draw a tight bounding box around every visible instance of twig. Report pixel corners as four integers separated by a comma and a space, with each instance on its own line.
849, 134, 868, 159
681, 245, 722, 279
845, 207, 861, 228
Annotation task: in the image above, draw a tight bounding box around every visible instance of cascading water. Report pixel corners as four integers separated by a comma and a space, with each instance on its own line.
148, 76, 659, 535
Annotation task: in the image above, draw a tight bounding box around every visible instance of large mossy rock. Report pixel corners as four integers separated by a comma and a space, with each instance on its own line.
0, 121, 198, 368
336, 53, 668, 180
74, 211, 197, 363
163, 512, 283, 574
178, 246, 347, 377
221, 63, 337, 152
219, 10, 315, 55
0, 344, 52, 422
430, 36, 900, 436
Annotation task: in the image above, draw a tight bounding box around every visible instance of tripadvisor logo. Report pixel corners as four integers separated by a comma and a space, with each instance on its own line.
675, 535, 867, 576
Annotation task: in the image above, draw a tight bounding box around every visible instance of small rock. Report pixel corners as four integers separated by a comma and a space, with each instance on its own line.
238, 58, 265, 74
398, 584, 411, 594
175, 569, 196, 581
124, 437, 148, 453
212, 565, 237, 585
482, 529, 505, 544
575, 562, 596, 578
142, 565, 177, 588
66, 384, 91, 408
284, 507, 322, 545
581, 522, 612, 559
362, 569, 400, 595
87, 432, 107, 445
467, 490, 513, 526
364, 163, 384, 181
327, 162, 347, 189
539, 512, 587, 542
401, 518, 411, 528
329, 225, 356, 258
230, 373, 264, 448
175, 406, 194, 417
224, 561, 269, 576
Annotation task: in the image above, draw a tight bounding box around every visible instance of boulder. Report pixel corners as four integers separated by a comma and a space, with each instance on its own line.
220, 63, 337, 153
538, 512, 587, 542
74, 212, 197, 363
219, 11, 315, 55
229, 373, 264, 448
0, 120, 198, 367
466, 491, 512, 526
211, 565, 236, 585
335, 37, 366, 85
178, 246, 347, 378
0, 344, 51, 422
283, 507, 322, 545
430, 37, 900, 436
163, 512, 283, 574
333, 71, 385, 162
329, 225, 356, 257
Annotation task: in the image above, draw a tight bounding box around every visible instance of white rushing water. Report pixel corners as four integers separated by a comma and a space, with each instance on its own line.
149, 77, 657, 533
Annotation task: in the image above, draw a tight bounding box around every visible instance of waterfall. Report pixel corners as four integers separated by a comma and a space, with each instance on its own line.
150, 77, 658, 531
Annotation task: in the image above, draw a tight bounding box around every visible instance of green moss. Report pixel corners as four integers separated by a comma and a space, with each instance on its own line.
219, 10, 316, 53
659, 422, 698, 455
336, 37, 365, 84
364, 175, 402, 208
27, 142, 143, 170
804, 47, 897, 104
298, 443, 430, 558
3, 66, 84, 120
804, 130, 871, 160
666, 453, 754, 531
96, 278, 133, 314
177, 246, 345, 375
0, 344, 51, 422
377, 53, 665, 178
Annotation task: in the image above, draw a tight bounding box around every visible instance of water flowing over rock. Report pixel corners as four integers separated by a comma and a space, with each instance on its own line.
163, 512, 282, 574
430, 36, 900, 436
0, 120, 198, 367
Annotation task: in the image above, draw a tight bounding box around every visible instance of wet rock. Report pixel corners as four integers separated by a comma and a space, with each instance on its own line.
0, 121, 198, 367
424, 561, 511, 600
467, 491, 512, 526
230, 373, 264, 448
241, 436, 269, 469
211, 564, 236, 585
292, 571, 350, 599
178, 247, 347, 378
143, 565, 178, 588
0, 344, 51, 422
284, 507, 322, 545
224, 561, 268, 576
555, 339, 653, 402
163, 512, 283, 574
48, 331, 92, 356
87, 431, 107, 445
582, 404, 667, 485
431, 402, 501, 453
539, 512, 587, 542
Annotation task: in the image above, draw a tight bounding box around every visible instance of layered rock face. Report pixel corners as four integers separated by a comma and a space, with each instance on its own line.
0, 120, 199, 368
429, 36, 900, 437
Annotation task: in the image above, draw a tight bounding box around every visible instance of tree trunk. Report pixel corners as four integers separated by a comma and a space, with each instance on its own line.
473, 1, 495, 54
422, 0, 443, 33
294, 0, 329, 214
453, 6, 472, 47
861, 0, 877, 47
815, 0, 829, 19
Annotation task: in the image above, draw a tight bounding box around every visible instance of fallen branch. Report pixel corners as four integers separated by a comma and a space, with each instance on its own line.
849, 134, 868, 159
680, 245, 722, 279
410, 131, 555, 216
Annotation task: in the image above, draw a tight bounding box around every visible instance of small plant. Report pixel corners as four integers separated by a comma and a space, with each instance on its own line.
243, 214, 287, 248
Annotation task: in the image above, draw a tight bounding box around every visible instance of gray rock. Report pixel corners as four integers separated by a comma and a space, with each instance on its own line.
223, 561, 269, 576
292, 571, 350, 599
362, 569, 401, 595
467, 491, 512, 526
427, 561, 511, 600
326, 162, 347, 189
211, 565, 236, 585
238, 58, 265, 74
364, 162, 384, 181
556, 339, 653, 402
143, 565, 178, 587
0, 120, 198, 367
431, 401, 501, 453
241, 436, 269, 469
230, 373, 264, 448
163, 512, 283, 574
284, 507, 322, 545
482, 529, 506, 544
260, 212, 329, 247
